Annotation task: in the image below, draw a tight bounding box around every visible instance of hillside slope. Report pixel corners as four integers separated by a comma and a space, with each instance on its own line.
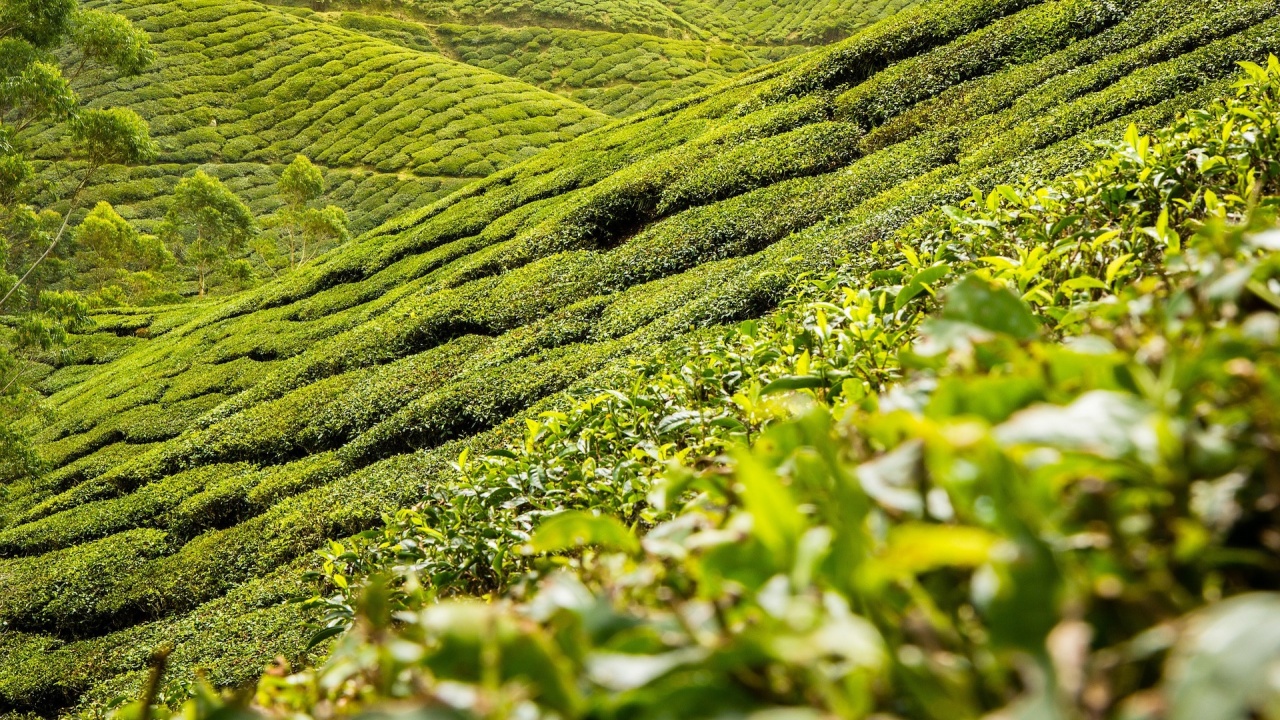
35, 0, 607, 234
286, 0, 922, 44
3, 0, 1280, 714
270, 4, 809, 119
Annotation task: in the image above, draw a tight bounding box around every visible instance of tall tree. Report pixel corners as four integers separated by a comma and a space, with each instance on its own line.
0, 108, 158, 308
167, 171, 255, 297
73, 201, 174, 302
272, 155, 348, 268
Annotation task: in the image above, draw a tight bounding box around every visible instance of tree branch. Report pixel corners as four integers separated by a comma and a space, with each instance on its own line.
0, 168, 96, 310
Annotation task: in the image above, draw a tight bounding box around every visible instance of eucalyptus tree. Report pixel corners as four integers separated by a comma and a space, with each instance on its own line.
273, 155, 349, 269
166, 170, 255, 297
73, 201, 174, 301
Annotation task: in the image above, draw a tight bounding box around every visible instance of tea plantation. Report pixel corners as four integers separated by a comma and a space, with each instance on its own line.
283, 0, 922, 44
3, 0, 1280, 716
268, 0, 912, 117
430, 24, 805, 116
32, 0, 606, 233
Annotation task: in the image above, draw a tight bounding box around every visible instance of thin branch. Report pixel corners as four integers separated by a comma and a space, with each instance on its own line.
255, 246, 279, 278
0, 167, 95, 310
0, 361, 33, 396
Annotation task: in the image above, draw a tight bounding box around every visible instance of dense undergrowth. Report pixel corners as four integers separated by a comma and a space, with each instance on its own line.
4, 0, 1280, 715
143, 53, 1280, 720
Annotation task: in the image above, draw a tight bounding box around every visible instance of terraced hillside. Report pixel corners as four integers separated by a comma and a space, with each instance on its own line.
428, 24, 802, 116
277, 5, 807, 118
270, 0, 909, 118
34, 0, 606, 233
4, 0, 1280, 714
291, 0, 921, 44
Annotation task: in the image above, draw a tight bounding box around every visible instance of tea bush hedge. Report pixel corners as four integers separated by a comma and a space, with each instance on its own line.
278, 0, 924, 45
226, 58, 1280, 720
433, 23, 804, 115
29, 0, 606, 239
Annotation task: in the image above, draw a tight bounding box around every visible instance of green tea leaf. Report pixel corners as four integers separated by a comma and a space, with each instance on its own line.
531, 511, 639, 554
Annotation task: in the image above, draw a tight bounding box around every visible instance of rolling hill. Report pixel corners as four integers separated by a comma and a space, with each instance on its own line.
34, 0, 608, 235
268, 0, 899, 118
280, 0, 922, 44
3, 0, 1280, 715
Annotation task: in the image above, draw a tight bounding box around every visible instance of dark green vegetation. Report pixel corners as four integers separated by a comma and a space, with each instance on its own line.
159, 55, 1280, 720
4, 0, 1280, 715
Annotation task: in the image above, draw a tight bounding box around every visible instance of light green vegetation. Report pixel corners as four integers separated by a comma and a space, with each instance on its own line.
682, 0, 923, 43
3, 0, 1279, 715
270, 0, 881, 118
61, 0, 607, 172
172, 54, 1280, 720
432, 23, 804, 115
31, 0, 606, 235
327, 11, 440, 52
43, 160, 471, 237
280, 0, 923, 44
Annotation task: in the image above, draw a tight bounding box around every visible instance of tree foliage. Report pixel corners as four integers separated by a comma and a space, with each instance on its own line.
270, 155, 349, 269
0, 0, 154, 482
73, 201, 175, 304
166, 171, 256, 296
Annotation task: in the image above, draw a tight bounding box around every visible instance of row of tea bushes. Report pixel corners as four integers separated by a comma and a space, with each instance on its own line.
54, 0, 606, 178
269, 58, 1280, 720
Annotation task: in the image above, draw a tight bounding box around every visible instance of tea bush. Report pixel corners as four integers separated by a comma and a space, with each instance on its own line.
220, 57, 1280, 720
281, 0, 924, 44
31, 0, 605, 235
434, 23, 805, 115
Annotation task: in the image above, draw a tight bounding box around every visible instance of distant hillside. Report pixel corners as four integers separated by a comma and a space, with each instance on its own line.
264, 0, 915, 119
430, 23, 802, 115
4, 0, 1278, 715
33, 0, 607, 233
283, 0, 923, 44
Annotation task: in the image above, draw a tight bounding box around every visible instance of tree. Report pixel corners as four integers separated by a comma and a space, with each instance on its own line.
281, 154, 324, 210
272, 155, 348, 268
0, 0, 155, 312
66, 9, 156, 81
0, 108, 157, 309
0, 0, 155, 483
167, 171, 255, 297
73, 201, 174, 302
299, 203, 349, 263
